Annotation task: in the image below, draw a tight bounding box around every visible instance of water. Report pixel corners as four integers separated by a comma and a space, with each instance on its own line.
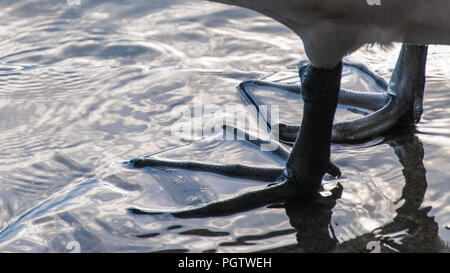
0, 0, 448, 252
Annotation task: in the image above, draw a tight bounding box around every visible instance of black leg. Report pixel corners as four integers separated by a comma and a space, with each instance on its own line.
389, 44, 428, 124
284, 63, 342, 191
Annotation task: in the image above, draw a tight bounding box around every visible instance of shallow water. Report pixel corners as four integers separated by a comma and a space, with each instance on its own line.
0, 0, 448, 252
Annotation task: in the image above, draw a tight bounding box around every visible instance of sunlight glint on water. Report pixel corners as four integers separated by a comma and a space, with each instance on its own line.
0, 0, 448, 252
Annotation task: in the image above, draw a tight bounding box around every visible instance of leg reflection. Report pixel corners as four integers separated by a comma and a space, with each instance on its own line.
286, 132, 446, 253
371, 133, 445, 252
284, 184, 342, 253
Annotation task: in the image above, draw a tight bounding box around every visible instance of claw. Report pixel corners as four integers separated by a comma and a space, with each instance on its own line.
414, 96, 424, 124
327, 161, 342, 178
299, 61, 311, 82
129, 158, 152, 168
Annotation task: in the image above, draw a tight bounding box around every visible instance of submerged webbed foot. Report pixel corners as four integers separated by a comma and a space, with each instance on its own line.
239, 44, 428, 143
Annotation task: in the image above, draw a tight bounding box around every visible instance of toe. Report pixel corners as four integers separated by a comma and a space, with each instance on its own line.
327, 161, 342, 178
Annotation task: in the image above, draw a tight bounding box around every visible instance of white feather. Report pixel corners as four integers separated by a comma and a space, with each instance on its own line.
209, 0, 450, 67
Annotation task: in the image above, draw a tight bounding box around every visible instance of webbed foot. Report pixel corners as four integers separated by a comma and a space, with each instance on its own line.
238, 44, 428, 143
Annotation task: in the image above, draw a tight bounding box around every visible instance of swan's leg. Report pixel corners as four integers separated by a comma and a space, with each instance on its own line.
284, 62, 342, 190
130, 62, 343, 218
388, 44, 428, 124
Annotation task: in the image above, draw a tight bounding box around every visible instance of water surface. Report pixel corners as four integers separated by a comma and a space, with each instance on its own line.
0, 0, 448, 252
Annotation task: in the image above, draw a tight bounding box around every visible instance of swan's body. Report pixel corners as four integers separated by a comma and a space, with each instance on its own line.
211, 0, 450, 67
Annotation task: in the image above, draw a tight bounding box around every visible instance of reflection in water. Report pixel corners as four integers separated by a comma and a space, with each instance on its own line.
284, 186, 342, 253
283, 131, 447, 253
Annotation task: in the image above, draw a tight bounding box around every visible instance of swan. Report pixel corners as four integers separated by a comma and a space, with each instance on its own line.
129, 0, 450, 217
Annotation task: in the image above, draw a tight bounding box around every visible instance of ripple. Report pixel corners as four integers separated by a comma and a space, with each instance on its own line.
0, 0, 448, 253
